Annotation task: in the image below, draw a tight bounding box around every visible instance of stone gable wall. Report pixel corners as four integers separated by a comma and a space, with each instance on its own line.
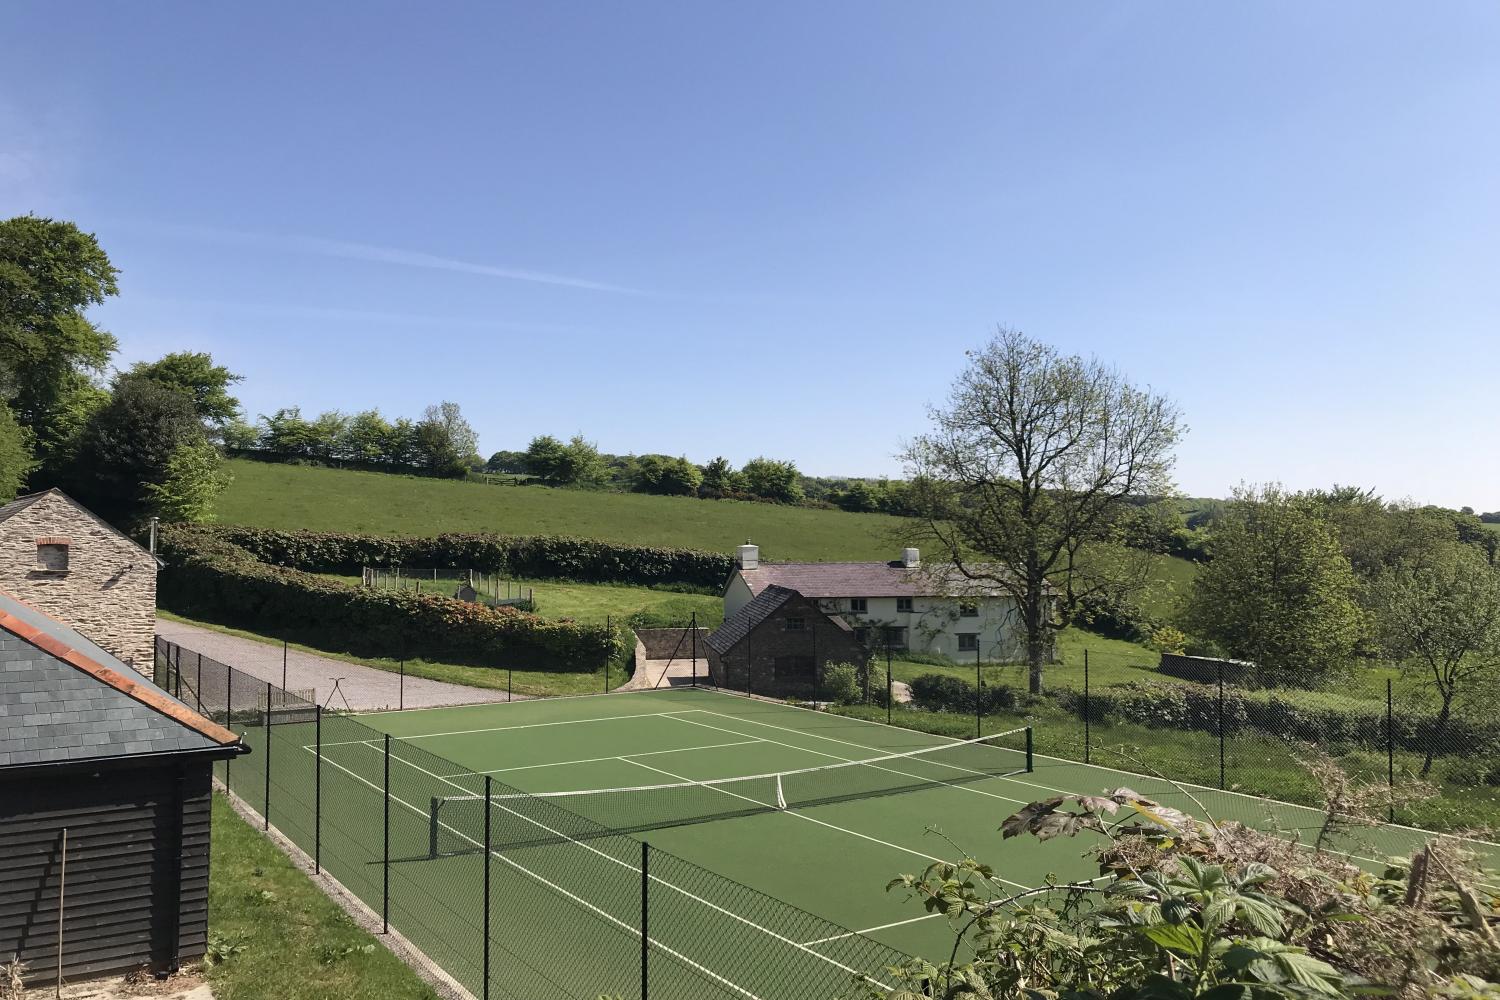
0, 494, 156, 675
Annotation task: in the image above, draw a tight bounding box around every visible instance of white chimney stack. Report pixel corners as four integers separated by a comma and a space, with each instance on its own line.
738, 543, 760, 570
901, 547, 920, 569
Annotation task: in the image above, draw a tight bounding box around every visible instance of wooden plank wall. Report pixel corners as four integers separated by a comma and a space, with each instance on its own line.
0, 761, 212, 984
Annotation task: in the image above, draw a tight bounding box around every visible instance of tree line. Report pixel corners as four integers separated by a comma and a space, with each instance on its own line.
226, 400, 481, 479
485, 435, 921, 514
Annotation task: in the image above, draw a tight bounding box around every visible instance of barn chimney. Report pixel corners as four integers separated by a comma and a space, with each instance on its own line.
738, 542, 760, 570
901, 547, 920, 569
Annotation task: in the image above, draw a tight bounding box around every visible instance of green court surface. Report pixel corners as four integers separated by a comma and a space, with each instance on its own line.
226, 686, 1499, 1000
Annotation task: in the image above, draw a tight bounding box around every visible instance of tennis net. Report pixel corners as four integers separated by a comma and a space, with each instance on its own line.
427, 725, 1033, 857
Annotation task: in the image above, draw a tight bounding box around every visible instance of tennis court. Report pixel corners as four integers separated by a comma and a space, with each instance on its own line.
331, 688, 1498, 965
213, 673, 1500, 1000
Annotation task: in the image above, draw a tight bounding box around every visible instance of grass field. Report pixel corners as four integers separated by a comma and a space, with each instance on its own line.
219, 459, 905, 561
323, 573, 725, 628
217, 461, 1203, 601
206, 795, 438, 1000
215, 687, 1497, 1000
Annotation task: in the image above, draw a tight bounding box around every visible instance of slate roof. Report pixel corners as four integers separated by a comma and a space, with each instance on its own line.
0, 491, 47, 524
736, 562, 1018, 600
706, 584, 853, 655
0, 590, 241, 770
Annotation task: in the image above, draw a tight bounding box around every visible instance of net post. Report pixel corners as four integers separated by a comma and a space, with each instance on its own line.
263, 682, 272, 830
383, 734, 391, 934
1084, 648, 1091, 765
640, 841, 649, 1000
1217, 661, 1226, 791
314, 705, 322, 874
483, 775, 492, 1000
1025, 726, 1034, 773
1386, 678, 1395, 823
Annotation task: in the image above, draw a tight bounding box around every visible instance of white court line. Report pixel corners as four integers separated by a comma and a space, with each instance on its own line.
664, 713, 1035, 810
475, 739, 765, 775
685, 700, 1500, 885
319, 708, 695, 747
802, 911, 946, 948
305, 744, 769, 1000
362, 742, 897, 992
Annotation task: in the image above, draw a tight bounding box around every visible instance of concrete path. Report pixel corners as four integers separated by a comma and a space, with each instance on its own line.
156, 618, 517, 712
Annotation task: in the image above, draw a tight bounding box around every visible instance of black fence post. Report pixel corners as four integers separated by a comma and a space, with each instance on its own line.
1084, 648, 1091, 765
745, 634, 752, 699
173, 644, 181, 699
975, 644, 982, 739
691, 611, 698, 688
282, 638, 288, 691
885, 641, 893, 726
383, 734, 391, 934
314, 705, 322, 874
263, 682, 272, 830
640, 841, 650, 1000
1386, 678, 1396, 823
483, 775, 492, 1000
1217, 662, 1226, 791
812, 625, 820, 708
399, 657, 405, 711
224, 666, 233, 788
195, 652, 203, 714
507, 666, 512, 703
604, 615, 612, 694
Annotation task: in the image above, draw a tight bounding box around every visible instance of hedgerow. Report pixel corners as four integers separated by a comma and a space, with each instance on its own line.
158, 527, 622, 671
908, 672, 1500, 761
175, 524, 735, 587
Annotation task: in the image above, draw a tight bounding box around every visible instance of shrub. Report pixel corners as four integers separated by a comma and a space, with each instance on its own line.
821, 662, 863, 705
158, 527, 622, 671
173, 524, 735, 588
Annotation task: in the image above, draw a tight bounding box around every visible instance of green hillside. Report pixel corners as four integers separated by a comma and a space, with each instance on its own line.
217, 459, 905, 561
216, 460, 1199, 604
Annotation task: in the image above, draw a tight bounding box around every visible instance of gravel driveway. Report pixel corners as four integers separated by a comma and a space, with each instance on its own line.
156, 618, 518, 712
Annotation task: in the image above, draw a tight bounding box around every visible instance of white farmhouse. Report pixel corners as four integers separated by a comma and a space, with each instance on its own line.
722, 544, 1041, 662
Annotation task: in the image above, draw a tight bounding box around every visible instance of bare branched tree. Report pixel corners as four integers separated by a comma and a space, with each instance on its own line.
902, 328, 1184, 693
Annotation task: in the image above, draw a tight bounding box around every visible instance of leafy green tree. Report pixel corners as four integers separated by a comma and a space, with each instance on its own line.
1184, 486, 1365, 680
523, 434, 568, 481
343, 409, 395, 462
422, 401, 478, 461
221, 416, 259, 450
382, 417, 418, 466
70, 374, 206, 521
259, 408, 319, 457
634, 454, 702, 496
699, 456, 739, 496
740, 456, 804, 504
904, 329, 1183, 693
142, 439, 232, 522
558, 434, 607, 487
485, 449, 527, 474
0, 405, 35, 501
835, 479, 880, 512
0, 216, 121, 466
127, 351, 243, 431
308, 411, 350, 460
1368, 544, 1500, 775
412, 417, 466, 477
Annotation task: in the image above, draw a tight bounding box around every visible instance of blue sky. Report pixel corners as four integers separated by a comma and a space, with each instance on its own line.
3, 3, 1497, 508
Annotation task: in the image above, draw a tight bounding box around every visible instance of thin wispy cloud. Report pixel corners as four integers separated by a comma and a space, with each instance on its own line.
136, 222, 649, 296
131, 294, 587, 333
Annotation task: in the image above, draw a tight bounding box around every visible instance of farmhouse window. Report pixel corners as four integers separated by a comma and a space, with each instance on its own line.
957, 633, 979, 652
783, 617, 805, 631
958, 601, 979, 618
36, 538, 70, 573
888, 627, 909, 649
896, 597, 913, 613
848, 598, 868, 614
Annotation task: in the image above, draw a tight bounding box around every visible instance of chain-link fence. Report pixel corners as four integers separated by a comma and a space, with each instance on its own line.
158, 637, 908, 1000
805, 632, 1500, 836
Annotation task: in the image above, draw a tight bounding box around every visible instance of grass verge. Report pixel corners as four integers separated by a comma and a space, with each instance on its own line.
206, 794, 438, 1000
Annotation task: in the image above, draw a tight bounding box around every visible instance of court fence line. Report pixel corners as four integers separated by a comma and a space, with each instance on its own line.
155, 636, 911, 1000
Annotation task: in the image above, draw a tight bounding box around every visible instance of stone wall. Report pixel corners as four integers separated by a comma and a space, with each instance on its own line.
0, 492, 157, 675
715, 592, 868, 697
